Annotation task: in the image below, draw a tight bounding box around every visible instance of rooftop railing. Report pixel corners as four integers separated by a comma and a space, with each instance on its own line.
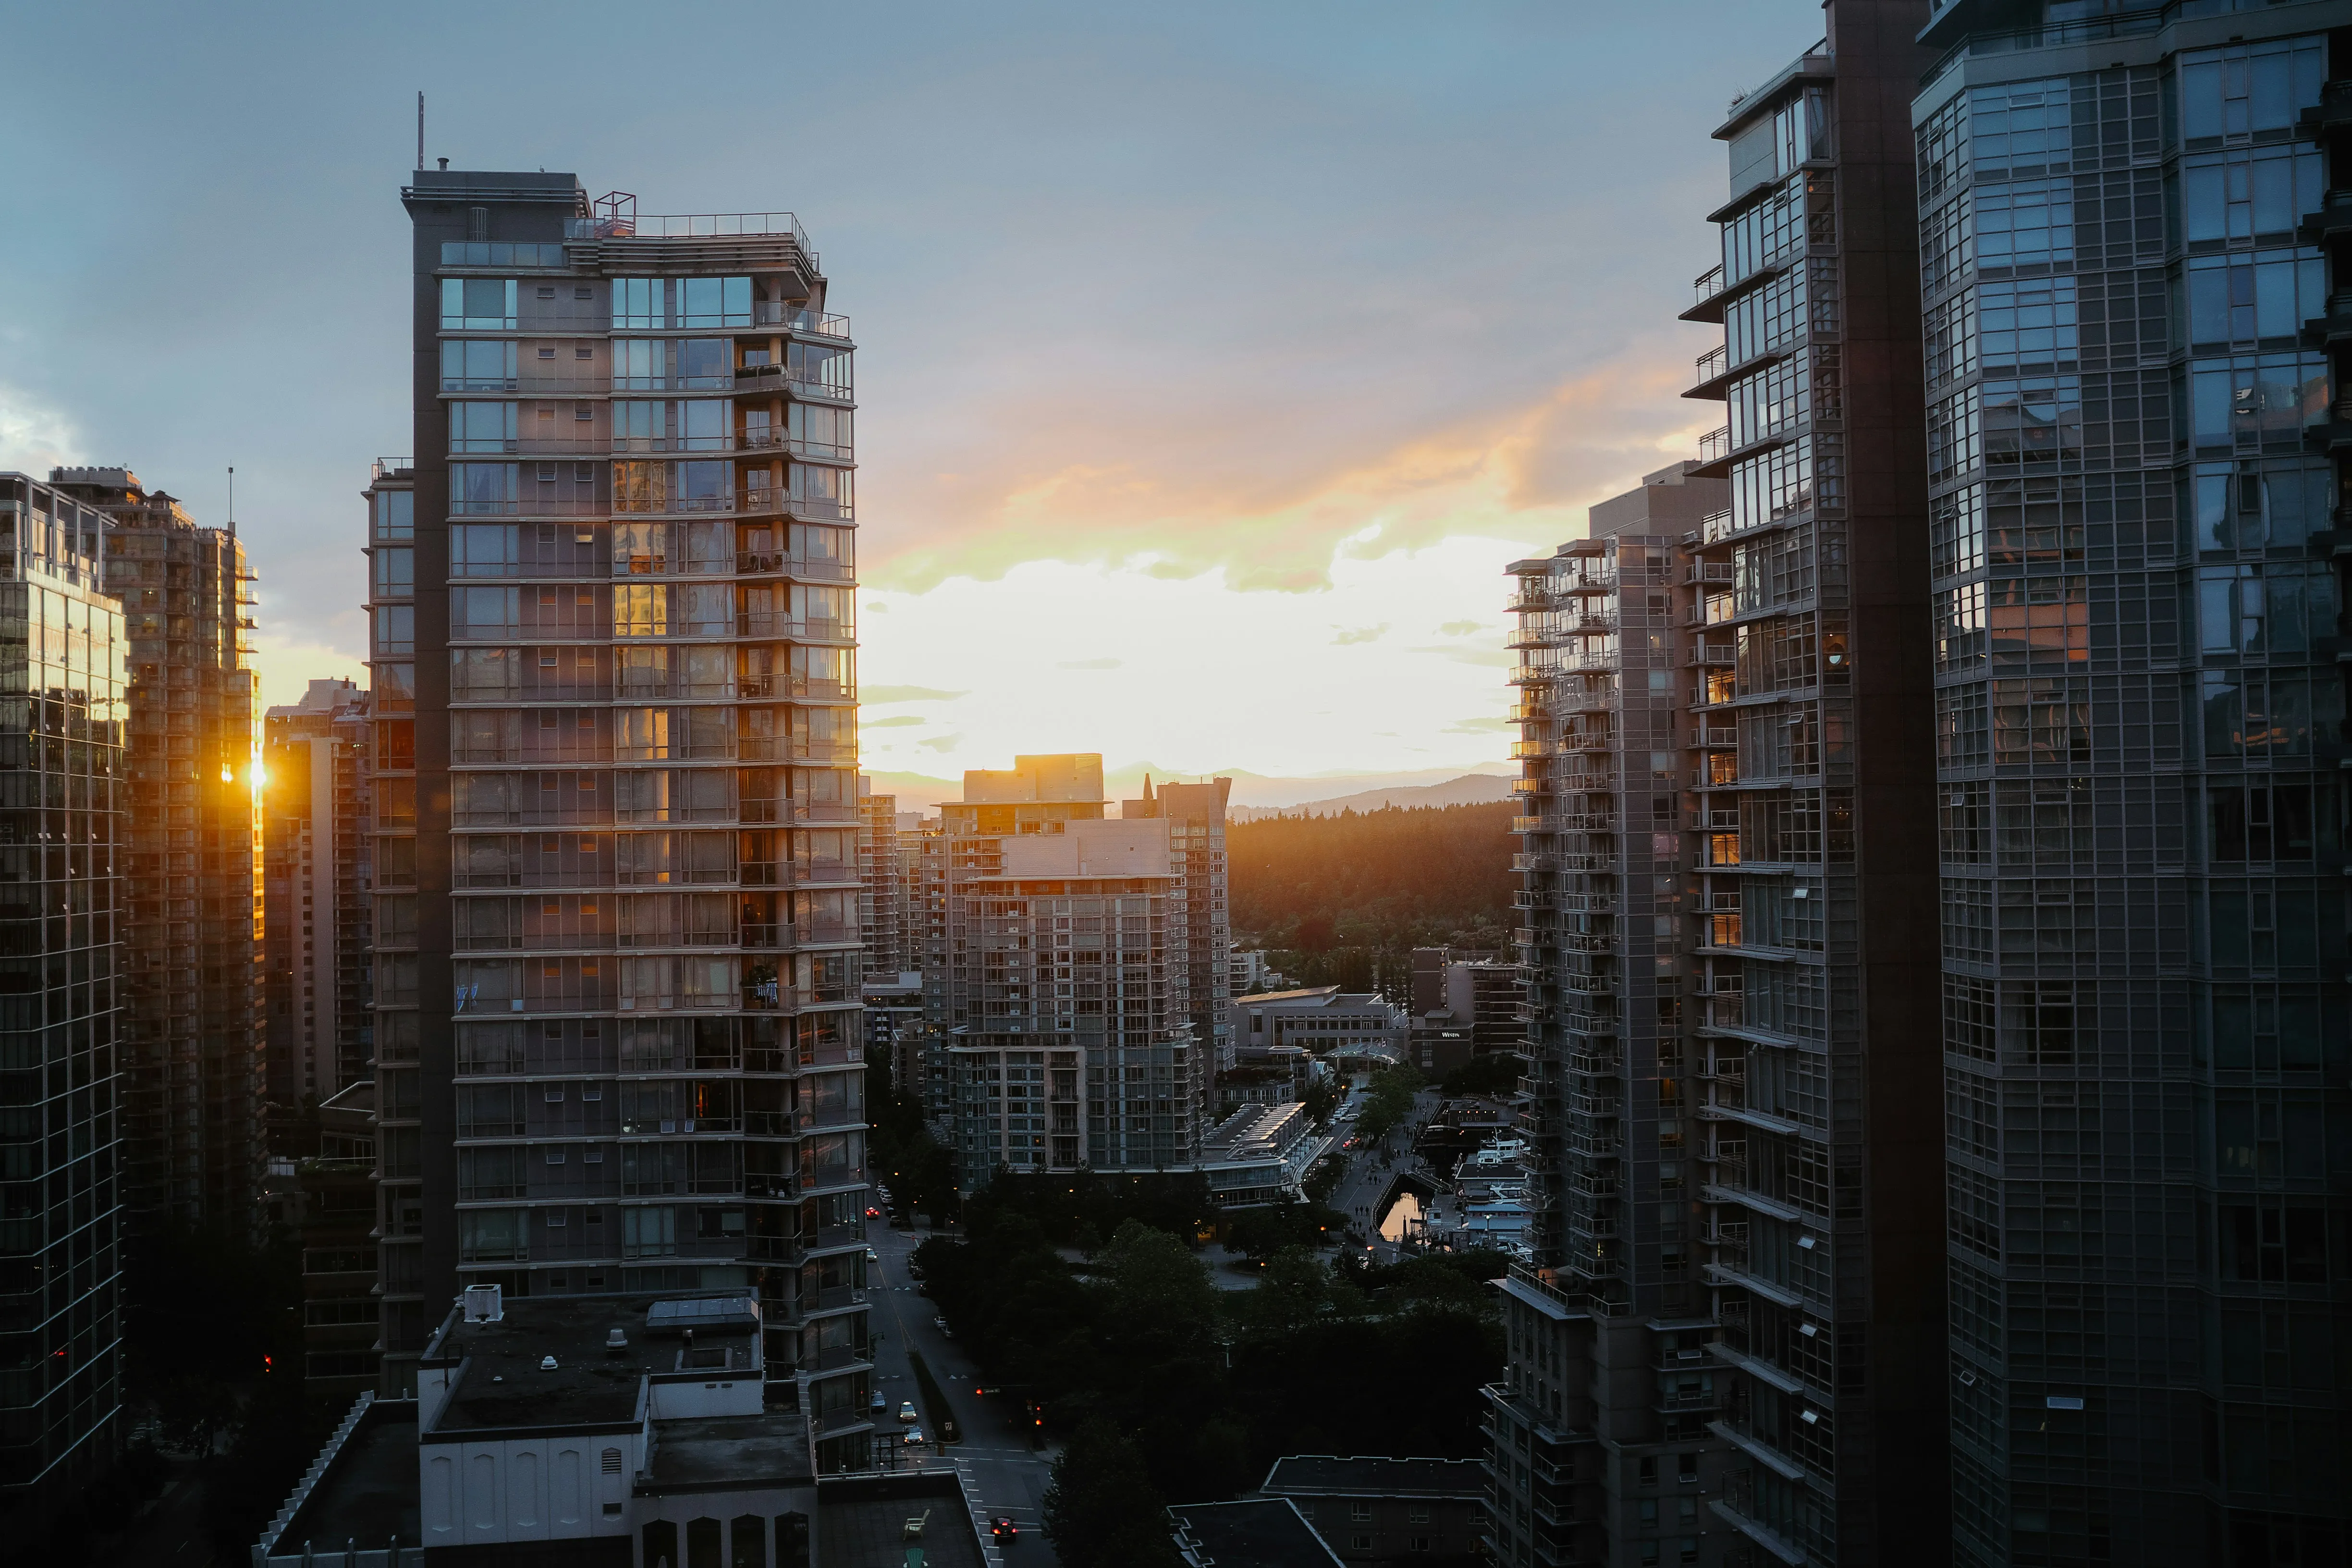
566, 211, 817, 265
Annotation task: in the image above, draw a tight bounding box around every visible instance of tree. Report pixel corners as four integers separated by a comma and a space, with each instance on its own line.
1353, 1064, 1426, 1143
1041, 1420, 1186, 1568
1302, 1076, 1341, 1127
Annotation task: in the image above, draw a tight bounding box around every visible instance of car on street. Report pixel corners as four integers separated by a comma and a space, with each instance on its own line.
865, 1205, 882, 1218
898, 1400, 918, 1422
870, 1392, 887, 1412
990, 1517, 1019, 1542
904, 1428, 925, 1446
932, 1316, 951, 1336
866, 1248, 879, 1262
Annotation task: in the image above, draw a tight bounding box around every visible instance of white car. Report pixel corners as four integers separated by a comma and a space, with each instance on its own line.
904, 1427, 926, 1446
898, 1400, 918, 1423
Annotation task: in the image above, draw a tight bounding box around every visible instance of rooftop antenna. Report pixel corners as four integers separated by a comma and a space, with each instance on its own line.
226, 466, 235, 538
416, 93, 424, 171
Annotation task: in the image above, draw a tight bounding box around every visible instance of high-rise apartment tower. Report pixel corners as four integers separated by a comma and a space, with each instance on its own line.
1491, 467, 1738, 1568
1916, 3, 2352, 1562
50, 466, 264, 1237
1491, 4, 1952, 1562
0, 476, 126, 1528
263, 677, 374, 1109
392, 172, 871, 1461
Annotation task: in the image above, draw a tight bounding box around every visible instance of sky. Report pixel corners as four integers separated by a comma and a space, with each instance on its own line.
0, 0, 1822, 780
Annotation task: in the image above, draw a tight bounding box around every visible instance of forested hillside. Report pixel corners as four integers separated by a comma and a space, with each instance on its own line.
1227, 801, 1515, 996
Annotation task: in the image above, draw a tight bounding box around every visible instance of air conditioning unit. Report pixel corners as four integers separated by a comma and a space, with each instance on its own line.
463, 1283, 504, 1323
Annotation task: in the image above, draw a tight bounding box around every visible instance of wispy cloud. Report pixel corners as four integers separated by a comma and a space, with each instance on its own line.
920, 735, 964, 753
863, 685, 968, 704
1414, 645, 1513, 668
869, 345, 1711, 599
1438, 620, 1484, 637
1332, 624, 1387, 646
865, 715, 930, 728
1445, 715, 1513, 735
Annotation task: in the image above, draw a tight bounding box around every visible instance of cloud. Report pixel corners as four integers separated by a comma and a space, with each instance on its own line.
863, 685, 968, 704
1413, 644, 1514, 668
1438, 620, 1484, 637
0, 382, 81, 476
920, 735, 964, 753
868, 342, 1711, 598
865, 715, 930, 728
1332, 624, 1387, 646
1445, 716, 1514, 735
1056, 658, 1122, 670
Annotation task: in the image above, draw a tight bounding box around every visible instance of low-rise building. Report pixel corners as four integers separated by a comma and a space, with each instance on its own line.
1172, 1498, 1344, 1568
253, 1287, 864, 1566
1260, 1456, 1486, 1568
1195, 1102, 1330, 1208
1232, 989, 1407, 1073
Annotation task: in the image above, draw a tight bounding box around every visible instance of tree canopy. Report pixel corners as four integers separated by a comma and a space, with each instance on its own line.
1228, 802, 1515, 994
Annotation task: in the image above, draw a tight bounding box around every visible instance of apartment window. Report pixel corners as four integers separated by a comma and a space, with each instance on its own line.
1350, 1537, 1373, 1552
539, 345, 557, 359
676, 276, 752, 328
450, 401, 519, 453
450, 462, 519, 514
441, 277, 517, 331
536, 285, 557, 299
1409, 1540, 1432, 1554
613, 277, 664, 330
1407, 1504, 1431, 1524
372, 605, 415, 657
1350, 1502, 1372, 1523
374, 489, 415, 541
441, 338, 518, 391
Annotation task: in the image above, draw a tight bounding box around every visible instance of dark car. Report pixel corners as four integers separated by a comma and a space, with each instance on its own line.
990, 1517, 1018, 1542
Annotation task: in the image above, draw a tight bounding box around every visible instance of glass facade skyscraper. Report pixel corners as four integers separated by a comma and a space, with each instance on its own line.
1918, 3, 2352, 1562
0, 475, 125, 1525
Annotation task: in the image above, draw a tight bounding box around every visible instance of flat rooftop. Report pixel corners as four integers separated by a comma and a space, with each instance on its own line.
276, 1401, 420, 1553
425, 1293, 760, 1433
1171, 1499, 1343, 1568
819, 1483, 984, 1568
1261, 1454, 1488, 1497
645, 1414, 812, 1494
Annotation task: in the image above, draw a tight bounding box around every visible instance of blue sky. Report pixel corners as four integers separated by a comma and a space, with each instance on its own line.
0, 0, 1822, 777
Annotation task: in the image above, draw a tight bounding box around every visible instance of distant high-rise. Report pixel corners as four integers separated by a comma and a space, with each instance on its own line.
937, 755, 1204, 1185
51, 466, 264, 1237
857, 776, 905, 979
1122, 775, 1234, 1122
0, 474, 127, 1527
393, 172, 871, 1459
263, 677, 374, 1109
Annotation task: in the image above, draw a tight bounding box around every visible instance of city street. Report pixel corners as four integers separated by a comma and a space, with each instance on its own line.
867, 1218, 1063, 1568
1323, 1087, 1443, 1262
